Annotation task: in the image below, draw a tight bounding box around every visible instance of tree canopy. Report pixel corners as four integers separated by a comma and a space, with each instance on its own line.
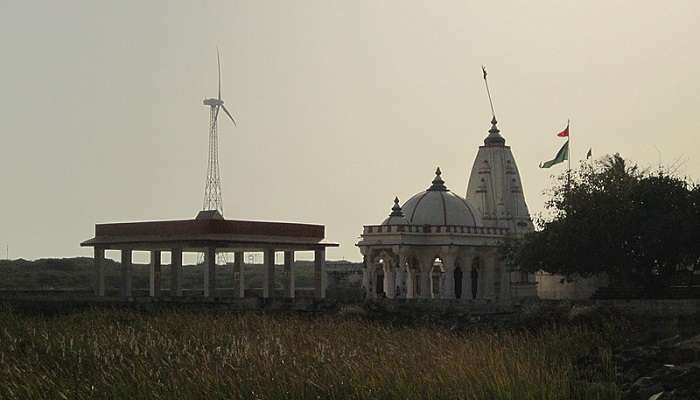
504, 154, 700, 289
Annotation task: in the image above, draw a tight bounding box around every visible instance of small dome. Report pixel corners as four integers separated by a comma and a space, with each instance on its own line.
401, 168, 481, 226
382, 197, 409, 225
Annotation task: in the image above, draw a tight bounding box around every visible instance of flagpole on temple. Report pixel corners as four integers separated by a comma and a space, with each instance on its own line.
566, 119, 571, 175
567, 119, 572, 193
482, 65, 496, 120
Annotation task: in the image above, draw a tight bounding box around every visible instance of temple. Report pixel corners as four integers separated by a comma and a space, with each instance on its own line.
357, 117, 537, 301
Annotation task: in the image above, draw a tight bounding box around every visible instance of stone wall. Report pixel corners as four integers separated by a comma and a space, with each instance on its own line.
592, 299, 700, 317
536, 272, 608, 300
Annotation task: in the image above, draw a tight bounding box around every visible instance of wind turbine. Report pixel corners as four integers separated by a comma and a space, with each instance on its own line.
201, 50, 236, 216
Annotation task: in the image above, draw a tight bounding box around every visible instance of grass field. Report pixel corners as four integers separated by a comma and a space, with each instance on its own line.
0, 306, 625, 399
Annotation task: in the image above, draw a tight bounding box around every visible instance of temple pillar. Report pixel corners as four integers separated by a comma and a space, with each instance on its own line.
419, 255, 432, 299
120, 248, 132, 298
263, 249, 275, 298
362, 253, 372, 299
203, 247, 216, 298
170, 248, 183, 297
406, 266, 416, 299
94, 246, 105, 297
394, 269, 403, 298
462, 255, 474, 301
365, 259, 377, 299
497, 255, 511, 302
383, 264, 395, 299
442, 253, 456, 300
314, 248, 326, 299
284, 251, 295, 298
234, 251, 245, 298
420, 269, 431, 298
149, 250, 161, 297
481, 253, 494, 300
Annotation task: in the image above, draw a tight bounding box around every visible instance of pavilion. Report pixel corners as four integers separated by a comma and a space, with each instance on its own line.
81, 210, 338, 300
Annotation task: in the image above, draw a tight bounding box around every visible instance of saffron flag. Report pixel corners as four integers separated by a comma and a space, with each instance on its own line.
540, 140, 569, 168
557, 122, 570, 137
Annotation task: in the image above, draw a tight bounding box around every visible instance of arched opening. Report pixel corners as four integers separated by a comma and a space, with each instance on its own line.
471, 257, 480, 299
431, 257, 444, 298
454, 266, 463, 299
376, 259, 385, 297
376, 271, 384, 297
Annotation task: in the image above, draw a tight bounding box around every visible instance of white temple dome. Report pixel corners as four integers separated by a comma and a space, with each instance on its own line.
398, 168, 481, 227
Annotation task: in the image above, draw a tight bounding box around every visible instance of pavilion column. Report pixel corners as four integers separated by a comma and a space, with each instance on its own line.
284, 251, 295, 298
314, 248, 326, 299
170, 248, 183, 297
93, 246, 105, 297
203, 247, 216, 298
149, 250, 162, 298
262, 249, 275, 298
120, 249, 133, 299
234, 251, 245, 298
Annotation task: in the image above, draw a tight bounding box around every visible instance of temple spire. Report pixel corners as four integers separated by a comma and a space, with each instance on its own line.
481, 66, 506, 146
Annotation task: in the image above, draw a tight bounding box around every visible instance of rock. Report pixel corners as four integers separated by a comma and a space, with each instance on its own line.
665, 334, 700, 365
568, 305, 596, 320
628, 377, 664, 400
338, 304, 367, 317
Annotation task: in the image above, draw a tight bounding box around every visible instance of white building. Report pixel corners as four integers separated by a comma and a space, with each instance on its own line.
357, 118, 537, 301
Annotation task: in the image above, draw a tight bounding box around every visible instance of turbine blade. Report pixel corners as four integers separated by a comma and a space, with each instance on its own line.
221, 105, 237, 126
214, 105, 220, 122
217, 48, 221, 100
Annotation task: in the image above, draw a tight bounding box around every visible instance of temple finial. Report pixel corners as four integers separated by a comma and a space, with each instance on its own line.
428, 167, 447, 191
389, 197, 404, 216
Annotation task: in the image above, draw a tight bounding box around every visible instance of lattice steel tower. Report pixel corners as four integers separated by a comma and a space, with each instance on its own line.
202, 50, 236, 215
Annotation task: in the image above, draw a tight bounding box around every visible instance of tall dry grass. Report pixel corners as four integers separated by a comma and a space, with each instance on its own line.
0, 307, 621, 399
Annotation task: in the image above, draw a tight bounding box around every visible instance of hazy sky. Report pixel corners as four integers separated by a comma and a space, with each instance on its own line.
1, 1, 699, 262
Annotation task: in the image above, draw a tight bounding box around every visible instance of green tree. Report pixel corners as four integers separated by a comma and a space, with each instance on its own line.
504, 154, 698, 291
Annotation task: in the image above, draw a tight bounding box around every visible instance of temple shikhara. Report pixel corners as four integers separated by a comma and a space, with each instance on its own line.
357, 117, 538, 301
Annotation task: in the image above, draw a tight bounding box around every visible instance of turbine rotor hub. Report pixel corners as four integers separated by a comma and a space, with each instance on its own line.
203, 98, 224, 106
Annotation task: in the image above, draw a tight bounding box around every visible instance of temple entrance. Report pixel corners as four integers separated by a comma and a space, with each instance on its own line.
376, 272, 384, 297
454, 266, 463, 299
